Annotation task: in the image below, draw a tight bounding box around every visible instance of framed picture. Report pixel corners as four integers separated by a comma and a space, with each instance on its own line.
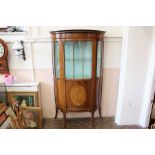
5, 107, 17, 119
5, 106, 20, 129
0, 117, 15, 129
0, 112, 7, 126
0, 103, 8, 115
22, 109, 40, 129
13, 95, 35, 107
8, 92, 38, 107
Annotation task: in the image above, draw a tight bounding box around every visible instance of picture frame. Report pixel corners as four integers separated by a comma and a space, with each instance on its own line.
0, 103, 8, 115
5, 106, 20, 129
13, 95, 35, 107
0, 112, 7, 126
0, 117, 15, 129
8, 92, 38, 107
5, 106, 17, 119
21, 108, 40, 129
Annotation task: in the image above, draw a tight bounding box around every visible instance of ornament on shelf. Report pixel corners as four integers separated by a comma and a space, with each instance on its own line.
4, 74, 14, 85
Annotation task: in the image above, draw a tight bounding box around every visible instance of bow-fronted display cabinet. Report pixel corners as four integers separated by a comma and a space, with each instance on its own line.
50, 30, 105, 127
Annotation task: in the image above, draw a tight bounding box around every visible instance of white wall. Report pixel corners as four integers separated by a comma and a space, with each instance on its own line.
116, 27, 155, 126
140, 27, 155, 127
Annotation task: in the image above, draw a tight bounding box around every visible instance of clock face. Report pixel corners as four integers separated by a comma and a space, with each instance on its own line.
0, 43, 4, 58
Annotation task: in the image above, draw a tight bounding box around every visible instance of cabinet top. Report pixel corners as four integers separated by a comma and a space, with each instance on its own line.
50, 29, 105, 40
50, 29, 105, 34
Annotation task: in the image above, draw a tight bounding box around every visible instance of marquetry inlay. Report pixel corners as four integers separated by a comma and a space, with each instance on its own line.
70, 85, 86, 106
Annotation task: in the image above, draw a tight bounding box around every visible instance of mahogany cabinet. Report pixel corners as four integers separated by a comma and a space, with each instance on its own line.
50, 30, 105, 127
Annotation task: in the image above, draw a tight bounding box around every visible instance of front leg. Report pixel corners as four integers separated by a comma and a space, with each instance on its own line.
91, 111, 95, 128
99, 106, 102, 118
55, 106, 58, 119
63, 112, 67, 128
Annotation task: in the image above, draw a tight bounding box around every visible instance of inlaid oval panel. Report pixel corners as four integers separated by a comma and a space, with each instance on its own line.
70, 85, 86, 106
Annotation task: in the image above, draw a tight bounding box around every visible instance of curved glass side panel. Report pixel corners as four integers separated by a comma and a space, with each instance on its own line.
97, 41, 102, 77
64, 41, 92, 79
54, 42, 60, 78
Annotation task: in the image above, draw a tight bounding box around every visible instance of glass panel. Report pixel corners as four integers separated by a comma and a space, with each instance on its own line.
54, 42, 60, 78
55, 59, 60, 77
83, 41, 92, 78
64, 41, 92, 79
74, 41, 83, 78
65, 42, 73, 78
84, 60, 92, 78
65, 42, 73, 60
84, 41, 92, 60
74, 60, 83, 79
65, 60, 73, 78
97, 41, 102, 77
74, 41, 83, 60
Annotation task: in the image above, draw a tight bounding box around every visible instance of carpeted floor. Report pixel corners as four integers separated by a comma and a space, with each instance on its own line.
43, 117, 143, 129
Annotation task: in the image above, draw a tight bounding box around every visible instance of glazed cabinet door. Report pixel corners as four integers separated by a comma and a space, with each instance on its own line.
64, 41, 94, 111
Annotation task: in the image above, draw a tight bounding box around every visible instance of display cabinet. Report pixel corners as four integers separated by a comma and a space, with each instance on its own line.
50, 30, 105, 127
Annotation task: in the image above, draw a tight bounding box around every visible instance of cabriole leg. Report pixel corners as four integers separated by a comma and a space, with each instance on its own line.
55, 106, 58, 119
99, 107, 102, 118
91, 111, 95, 128
63, 112, 67, 128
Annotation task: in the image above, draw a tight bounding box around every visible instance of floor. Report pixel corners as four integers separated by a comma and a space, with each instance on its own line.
43, 117, 143, 129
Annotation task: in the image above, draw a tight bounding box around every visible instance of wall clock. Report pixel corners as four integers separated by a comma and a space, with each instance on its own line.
0, 38, 9, 74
